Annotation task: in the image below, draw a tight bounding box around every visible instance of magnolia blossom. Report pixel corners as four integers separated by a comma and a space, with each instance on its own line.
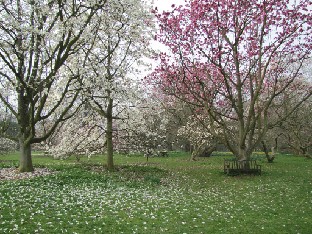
115, 97, 169, 154
44, 95, 170, 158
177, 114, 220, 159
45, 109, 105, 159
178, 117, 213, 148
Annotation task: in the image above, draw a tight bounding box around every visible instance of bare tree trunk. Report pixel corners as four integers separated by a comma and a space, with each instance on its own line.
184, 141, 191, 152
190, 148, 197, 161
261, 140, 275, 163
19, 139, 34, 172
300, 147, 307, 156
166, 141, 173, 151
271, 146, 276, 157
238, 146, 248, 161
198, 144, 216, 157
190, 144, 200, 161
18, 108, 34, 172
106, 98, 114, 171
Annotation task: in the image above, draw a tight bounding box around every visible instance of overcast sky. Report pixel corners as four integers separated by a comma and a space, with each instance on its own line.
152, 0, 186, 12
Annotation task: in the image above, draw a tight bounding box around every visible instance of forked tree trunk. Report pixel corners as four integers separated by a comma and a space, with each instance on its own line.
19, 139, 34, 172
238, 146, 248, 161
190, 142, 202, 161
16, 0, 34, 173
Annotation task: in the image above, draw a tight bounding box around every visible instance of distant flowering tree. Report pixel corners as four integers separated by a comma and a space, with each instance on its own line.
277, 92, 312, 156
44, 106, 106, 160
178, 115, 218, 160
115, 97, 169, 155
149, 0, 312, 161
44, 94, 170, 160
0, 138, 17, 154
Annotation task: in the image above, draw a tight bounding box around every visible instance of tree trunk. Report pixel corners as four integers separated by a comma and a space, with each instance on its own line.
271, 146, 276, 158
190, 143, 201, 161
17, 86, 34, 172
238, 146, 248, 161
16, 0, 34, 173
300, 146, 307, 156
261, 140, 275, 163
19, 139, 34, 172
106, 98, 114, 171
237, 143, 252, 169
184, 141, 191, 152
190, 148, 198, 161
166, 141, 173, 151
198, 144, 216, 157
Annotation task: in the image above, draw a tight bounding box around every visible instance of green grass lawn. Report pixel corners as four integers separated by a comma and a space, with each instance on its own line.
1, 152, 311, 233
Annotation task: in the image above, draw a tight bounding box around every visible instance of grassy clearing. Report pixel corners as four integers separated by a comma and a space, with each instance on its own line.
0, 152, 312, 233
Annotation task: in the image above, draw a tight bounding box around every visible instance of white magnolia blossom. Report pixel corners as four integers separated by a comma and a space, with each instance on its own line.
45, 109, 105, 159
81, 0, 154, 105
44, 94, 170, 158
114, 96, 170, 154
177, 115, 215, 148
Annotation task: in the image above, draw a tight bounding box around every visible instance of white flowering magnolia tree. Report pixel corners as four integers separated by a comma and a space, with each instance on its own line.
44, 92, 174, 161
115, 96, 169, 155
177, 115, 219, 160
0, 138, 17, 154
0, 0, 107, 172
80, 0, 154, 170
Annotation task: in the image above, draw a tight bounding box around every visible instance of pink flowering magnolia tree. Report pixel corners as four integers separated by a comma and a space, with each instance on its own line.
149, 0, 312, 161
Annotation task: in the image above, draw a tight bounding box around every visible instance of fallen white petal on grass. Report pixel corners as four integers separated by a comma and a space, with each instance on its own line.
0, 167, 58, 180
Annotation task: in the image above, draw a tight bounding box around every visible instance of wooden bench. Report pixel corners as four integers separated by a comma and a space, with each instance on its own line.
144, 151, 168, 162
224, 159, 261, 175
158, 151, 168, 157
